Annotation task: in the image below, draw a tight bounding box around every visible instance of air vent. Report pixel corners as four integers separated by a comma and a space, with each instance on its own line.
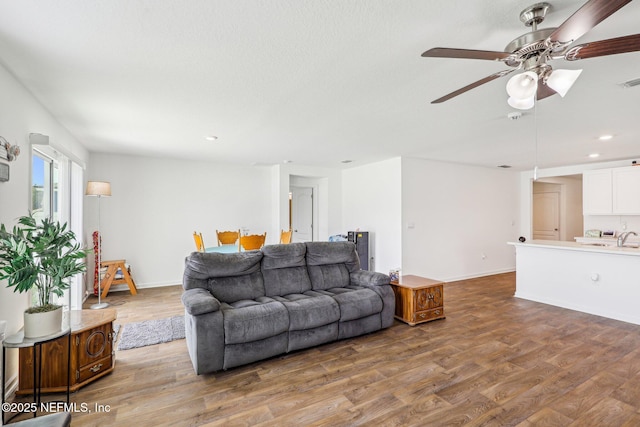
623, 78, 640, 88
498, 165, 512, 168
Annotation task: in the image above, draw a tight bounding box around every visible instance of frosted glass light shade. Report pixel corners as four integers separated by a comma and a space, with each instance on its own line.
506, 71, 538, 100
546, 69, 583, 97
508, 96, 535, 110
86, 181, 112, 197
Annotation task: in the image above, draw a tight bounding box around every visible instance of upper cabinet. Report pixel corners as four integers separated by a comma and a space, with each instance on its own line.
613, 167, 640, 214
583, 169, 613, 214
583, 167, 640, 215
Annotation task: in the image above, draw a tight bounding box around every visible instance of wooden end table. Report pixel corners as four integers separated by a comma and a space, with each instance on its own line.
16, 309, 117, 395
390, 275, 445, 326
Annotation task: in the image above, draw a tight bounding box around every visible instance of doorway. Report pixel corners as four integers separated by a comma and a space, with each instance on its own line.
290, 186, 313, 242
532, 187, 560, 240
531, 175, 583, 242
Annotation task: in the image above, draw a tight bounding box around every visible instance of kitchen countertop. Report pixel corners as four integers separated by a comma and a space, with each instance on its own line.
574, 236, 640, 245
508, 239, 640, 256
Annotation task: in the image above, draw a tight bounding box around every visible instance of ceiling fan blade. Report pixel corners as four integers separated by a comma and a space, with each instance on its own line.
563, 33, 640, 60
537, 83, 557, 101
422, 47, 512, 61
431, 69, 514, 104
548, 0, 632, 45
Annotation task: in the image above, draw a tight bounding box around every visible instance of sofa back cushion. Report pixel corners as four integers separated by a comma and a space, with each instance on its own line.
261, 243, 312, 296
183, 251, 265, 303
305, 242, 361, 290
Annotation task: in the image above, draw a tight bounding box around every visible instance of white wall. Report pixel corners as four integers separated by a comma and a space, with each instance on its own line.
0, 61, 88, 394
401, 158, 520, 281
584, 215, 640, 236
342, 157, 402, 274
86, 153, 273, 288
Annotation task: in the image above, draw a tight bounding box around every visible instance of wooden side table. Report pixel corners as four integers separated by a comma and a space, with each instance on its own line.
390, 275, 445, 326
17, 309, 117, 394
2, 326, 71, 424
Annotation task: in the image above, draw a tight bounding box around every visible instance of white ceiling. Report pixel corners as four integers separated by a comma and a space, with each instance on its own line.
0, 0, 638, 170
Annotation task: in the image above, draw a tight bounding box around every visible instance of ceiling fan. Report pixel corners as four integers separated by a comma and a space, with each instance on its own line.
422, 0, 640, 108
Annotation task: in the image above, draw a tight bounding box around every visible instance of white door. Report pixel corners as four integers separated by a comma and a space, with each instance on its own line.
291, 186, 313, 242
533, 192, 560, 240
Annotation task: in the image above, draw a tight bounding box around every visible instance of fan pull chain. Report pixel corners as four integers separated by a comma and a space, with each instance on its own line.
533, 94, 539, 181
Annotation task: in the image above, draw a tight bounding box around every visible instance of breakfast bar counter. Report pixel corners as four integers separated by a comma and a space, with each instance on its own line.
508, 240, 640, 326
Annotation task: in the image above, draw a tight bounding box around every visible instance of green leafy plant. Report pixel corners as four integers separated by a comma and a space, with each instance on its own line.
0, 214, 87, 313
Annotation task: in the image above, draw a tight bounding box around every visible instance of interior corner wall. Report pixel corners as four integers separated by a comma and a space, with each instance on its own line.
342, 157, 402, 274
0, 61, 88, 393
85, 153, 273, 288
402, 158, 520, 282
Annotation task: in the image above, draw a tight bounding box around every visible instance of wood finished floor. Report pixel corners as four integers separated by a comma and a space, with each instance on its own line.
25, 273, 640, 426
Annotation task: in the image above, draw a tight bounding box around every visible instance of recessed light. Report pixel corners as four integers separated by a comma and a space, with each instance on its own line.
341, 160, 353, 164
588, 153, 600, 158
598, 135, 613, 141
205, 135, 218, 141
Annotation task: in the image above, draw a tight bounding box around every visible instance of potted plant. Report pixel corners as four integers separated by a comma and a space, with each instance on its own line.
0, 214, 87, 338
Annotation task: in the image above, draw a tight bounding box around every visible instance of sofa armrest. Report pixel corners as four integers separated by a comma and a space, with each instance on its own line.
181, 288, 221, 316
350, 270, 390, 287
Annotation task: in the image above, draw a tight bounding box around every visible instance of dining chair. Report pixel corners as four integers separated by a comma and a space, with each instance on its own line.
239, 232, 267, 251
280, 229, 293, 244
216, 229, 240, 246
193, 231, 205, 252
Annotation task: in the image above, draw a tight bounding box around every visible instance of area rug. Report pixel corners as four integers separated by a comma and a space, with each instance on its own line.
117, 315, 185, 350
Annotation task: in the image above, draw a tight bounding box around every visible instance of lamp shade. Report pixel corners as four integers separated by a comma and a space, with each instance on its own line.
546, 69, 582, 98
508, 96, 535, 110
506, 71, 538, 100
86, 181, 112, 197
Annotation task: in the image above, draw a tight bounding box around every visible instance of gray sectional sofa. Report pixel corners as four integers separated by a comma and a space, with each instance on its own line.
181, 241, 395, 374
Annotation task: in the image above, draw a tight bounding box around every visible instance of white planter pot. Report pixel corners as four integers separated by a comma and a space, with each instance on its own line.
24, 306, 63, 338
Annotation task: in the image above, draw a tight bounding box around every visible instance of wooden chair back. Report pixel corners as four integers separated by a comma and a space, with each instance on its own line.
280, 229, 293, 244
217, 229, 240, 246
240, 233, 267, 251
193, 231, 205, 252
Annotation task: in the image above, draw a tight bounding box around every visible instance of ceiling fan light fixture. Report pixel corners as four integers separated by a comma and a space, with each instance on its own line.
508, 96, 535, 110
506, 71, 538, 100
546, 69, 583, 97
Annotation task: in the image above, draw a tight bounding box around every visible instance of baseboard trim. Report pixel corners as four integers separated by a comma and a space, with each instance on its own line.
101, 281, 181, 293
439, 268, 515, 283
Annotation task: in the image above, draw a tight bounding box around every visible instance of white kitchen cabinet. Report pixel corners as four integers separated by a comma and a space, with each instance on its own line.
583, 169, 613, 214
613, 167, 640, 214
583, 166, 640, 215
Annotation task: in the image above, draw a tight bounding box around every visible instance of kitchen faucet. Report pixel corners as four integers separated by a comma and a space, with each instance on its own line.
617, 231, 638, 247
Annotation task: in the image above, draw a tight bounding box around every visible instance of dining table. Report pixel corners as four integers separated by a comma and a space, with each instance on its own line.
205, 244, 240, 253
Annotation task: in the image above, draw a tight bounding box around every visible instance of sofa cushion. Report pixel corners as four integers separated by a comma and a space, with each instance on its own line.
273, 294, 340, 330
315, 287, 383, 322
261, 243, 312, 296
184, 251, 265, 302
208, 271, 265, 303
307, 263, 351, 291
305, 242, 360, 290
221, 298, 289, 344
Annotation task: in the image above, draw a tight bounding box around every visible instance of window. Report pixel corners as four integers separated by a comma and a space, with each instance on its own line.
31, 146, 85, 309
31, 149, 59, 222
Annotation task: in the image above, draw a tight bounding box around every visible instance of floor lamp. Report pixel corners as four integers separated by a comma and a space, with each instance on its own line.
86, 181, 111, 309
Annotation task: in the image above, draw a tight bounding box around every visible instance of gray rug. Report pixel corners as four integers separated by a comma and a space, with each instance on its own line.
117, 315, 185, 350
